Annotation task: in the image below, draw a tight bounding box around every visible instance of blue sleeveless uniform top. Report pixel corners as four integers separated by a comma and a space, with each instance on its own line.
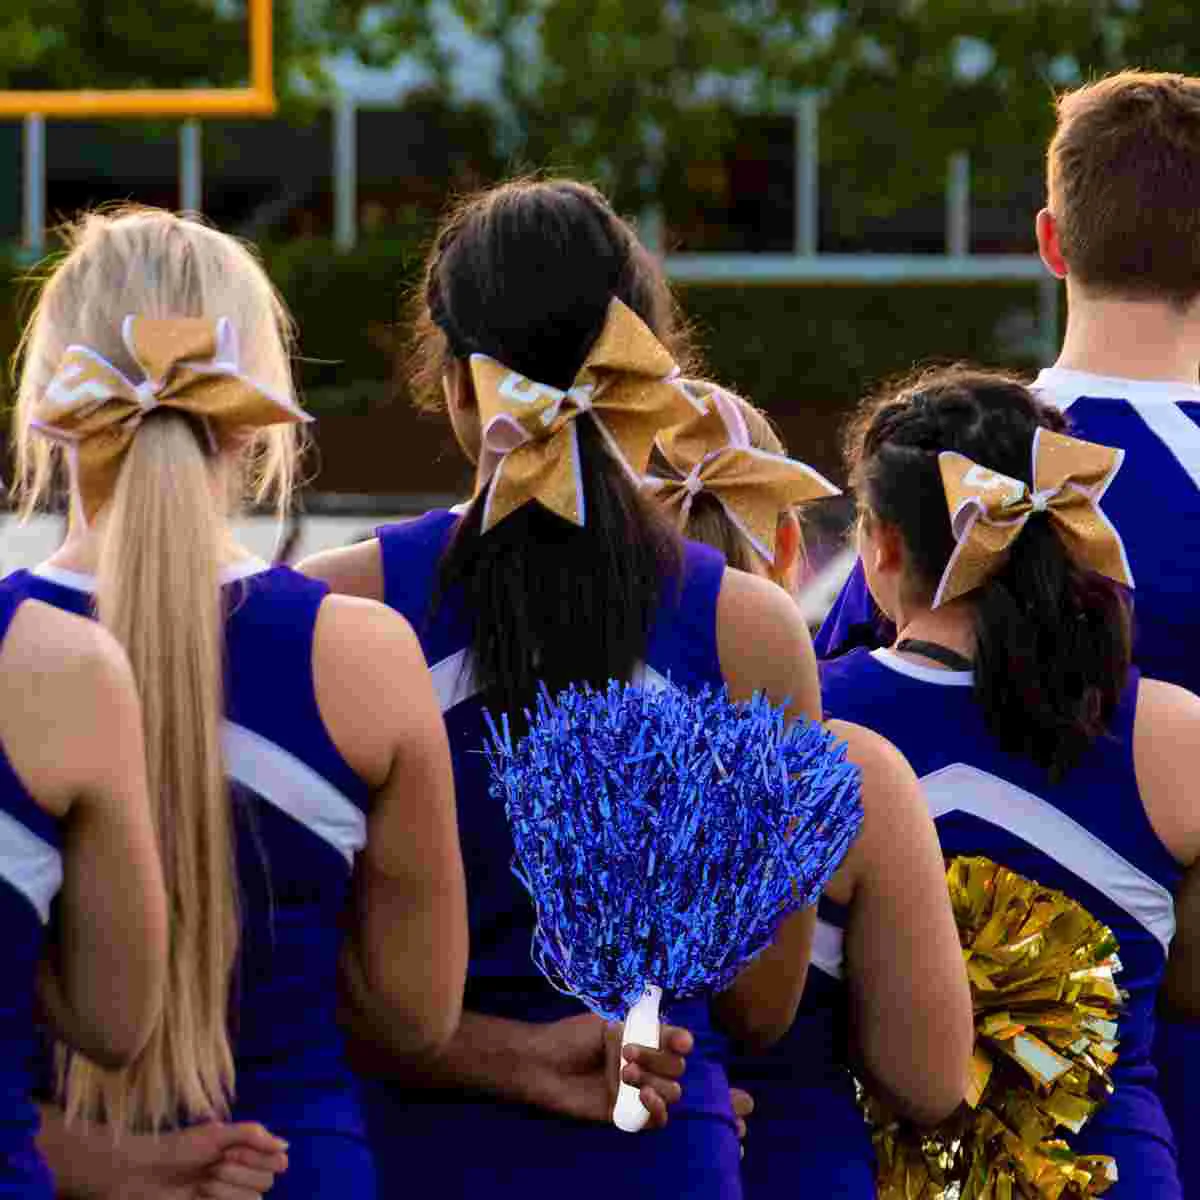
364, 509, 744, 1199
0, 586, 62, 1199
5, 563, 377, 1199
756, 648, 1180, 1199
817, 369, 1200, 692
811, 368, 1200, 1193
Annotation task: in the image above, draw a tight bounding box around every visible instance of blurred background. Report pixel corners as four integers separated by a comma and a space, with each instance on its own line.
0, 0, 1192, 606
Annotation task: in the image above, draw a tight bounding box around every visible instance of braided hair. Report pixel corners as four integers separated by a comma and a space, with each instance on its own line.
410, 179, 692, 728
846, 366, 1131, 781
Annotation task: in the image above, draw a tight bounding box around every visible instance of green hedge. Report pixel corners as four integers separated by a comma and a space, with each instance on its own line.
1, 236, 1051, 492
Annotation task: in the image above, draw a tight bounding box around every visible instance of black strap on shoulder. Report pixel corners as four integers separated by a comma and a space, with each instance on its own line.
893, 638, 974, 673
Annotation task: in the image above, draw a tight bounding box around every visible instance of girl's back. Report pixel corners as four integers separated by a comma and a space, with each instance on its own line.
363, 508, 743, 1194
11, 562, 376, 1166
821, 648, 1179, 1189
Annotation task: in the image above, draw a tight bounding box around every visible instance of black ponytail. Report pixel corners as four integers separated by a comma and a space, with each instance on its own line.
415, 179, 691, 725
848, 367, 1131, 781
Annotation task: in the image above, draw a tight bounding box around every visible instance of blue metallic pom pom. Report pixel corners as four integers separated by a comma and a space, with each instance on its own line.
485, 681, 864, 1022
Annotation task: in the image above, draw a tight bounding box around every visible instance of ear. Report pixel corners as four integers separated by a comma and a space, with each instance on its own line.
443, 359, 483, 468
771, 510, 802, 589
1036, 209, 1068, 279
861, 513, 905, 577
443, 358, 476, 415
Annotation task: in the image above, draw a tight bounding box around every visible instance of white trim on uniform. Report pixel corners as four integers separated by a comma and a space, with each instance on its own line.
808, 759, 1176, 980
1033, 366, 1200, 490
0, 806, 62, 924
429, 652, 674, 715
1033, 367, 1200, 412
812, 916, 845, 980
33, 558, 270, 593
1122, 399, 1200, 493
869, 648, 974, 687
923, 763, 1176, 953
431, 649, 478, 713
223, 720, 366, 866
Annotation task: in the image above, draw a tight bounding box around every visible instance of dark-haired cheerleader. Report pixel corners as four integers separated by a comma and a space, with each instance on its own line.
302, 177, 971, 1198
818, 366, 1199, 1197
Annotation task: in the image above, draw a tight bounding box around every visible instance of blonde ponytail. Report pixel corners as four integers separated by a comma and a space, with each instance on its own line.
14, 206, 303, 1133
62, 412, 236, 1130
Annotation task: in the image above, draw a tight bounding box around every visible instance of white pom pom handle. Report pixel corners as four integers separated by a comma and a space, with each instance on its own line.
612, 983, 663, 1133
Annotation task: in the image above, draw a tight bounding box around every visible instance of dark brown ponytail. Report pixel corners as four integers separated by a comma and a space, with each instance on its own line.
847, 366, 1131, 780
413, 179, 693, 724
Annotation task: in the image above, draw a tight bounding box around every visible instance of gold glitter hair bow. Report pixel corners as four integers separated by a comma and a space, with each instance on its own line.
645, 382, 840, 561
933, 428, 1133, 609
32, 315, 310, 520
469, 298, 700, 532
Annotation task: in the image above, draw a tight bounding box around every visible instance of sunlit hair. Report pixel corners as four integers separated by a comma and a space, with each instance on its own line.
12, 206, 301, 1131
1049, 70, 1200, 306
653, 388, 789, 575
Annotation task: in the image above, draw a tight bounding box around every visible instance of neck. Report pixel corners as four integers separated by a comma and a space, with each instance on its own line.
46, 517, 254, 577
1056, 284, 1200, 384
892, 599, 976, 664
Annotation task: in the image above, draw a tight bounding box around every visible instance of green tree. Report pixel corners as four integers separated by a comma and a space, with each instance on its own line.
0, 0, 325, 102
322, 0, 1200, 222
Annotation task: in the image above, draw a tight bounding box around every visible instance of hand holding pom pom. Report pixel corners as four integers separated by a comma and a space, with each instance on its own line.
485, 681, 864, 1133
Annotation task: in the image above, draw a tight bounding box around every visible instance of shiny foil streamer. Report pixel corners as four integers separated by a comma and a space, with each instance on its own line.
485, 681, 864, 1021
866, 856, 1124, 1200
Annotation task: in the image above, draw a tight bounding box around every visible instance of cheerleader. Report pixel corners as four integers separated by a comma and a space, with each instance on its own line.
820, 366, 1198, 1196
817, 74, 1200, 1188
6, 207, 467, 1198
0, 588, 166, 1197
300, 177, 971, 1198
642, 383, 974, 1197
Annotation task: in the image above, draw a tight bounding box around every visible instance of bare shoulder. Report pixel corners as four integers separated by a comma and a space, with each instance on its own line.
312, 593, 436, 789
1136, 676, 1200, 730
822, 718, 927, 905
716, 566, 803, 637
824, 718, 915, 781
0, 602, 143, 816
716, 567, 819, 720
4, 599, 133, 695
297, 538, 385, 601
1134, 677, 1200, 865
314, 592, 425, 673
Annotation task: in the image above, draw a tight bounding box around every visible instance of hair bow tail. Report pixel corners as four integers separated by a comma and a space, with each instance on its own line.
480, 423, 586, 533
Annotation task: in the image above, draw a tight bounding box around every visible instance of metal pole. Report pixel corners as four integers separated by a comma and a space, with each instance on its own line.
22, 114, 45, 259
334, 92, 357, 252
179, 119, 202, 213
1038, 273, 1060, 364
946, 151, 970, 257
795, 91, 819, 256
639, 205, 664, 256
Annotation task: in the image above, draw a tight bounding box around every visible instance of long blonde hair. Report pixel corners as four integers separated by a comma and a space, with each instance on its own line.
13, 207, 301, 1131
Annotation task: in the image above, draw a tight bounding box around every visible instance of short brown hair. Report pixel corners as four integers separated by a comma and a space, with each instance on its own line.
1048, 70, 1200, 305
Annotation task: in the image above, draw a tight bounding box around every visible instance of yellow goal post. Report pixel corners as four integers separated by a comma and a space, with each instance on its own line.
0, 0, 275, 118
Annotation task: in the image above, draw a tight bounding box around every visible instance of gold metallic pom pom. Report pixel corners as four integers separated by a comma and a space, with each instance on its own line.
865, 856, 1124, 1199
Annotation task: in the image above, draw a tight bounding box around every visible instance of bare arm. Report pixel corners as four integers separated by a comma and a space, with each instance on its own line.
709, 568, 824, 1048
314, 595, 468, 1059
297, 538, 386, 602
342, 1001, 693, 1129
825, 720, 973, 1124
304, 542, 695, 1122
0, 604, 167, 1069
1133, 679, 1200, 1020
38, 1104, 288, 1199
